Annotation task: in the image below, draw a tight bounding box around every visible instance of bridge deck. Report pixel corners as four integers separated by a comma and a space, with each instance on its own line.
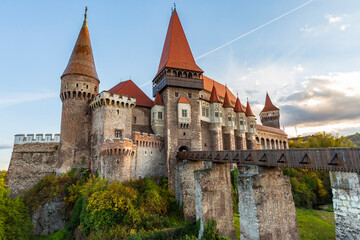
177, 148, 360, 173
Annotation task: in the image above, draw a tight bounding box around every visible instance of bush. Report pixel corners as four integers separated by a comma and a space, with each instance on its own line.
201, 220, 231, 240
0, 171, 32, 240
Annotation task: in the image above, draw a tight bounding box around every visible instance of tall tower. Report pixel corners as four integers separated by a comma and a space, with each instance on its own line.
260, 93, 280, 129
58, 8, 100, 173
152, 8, 204, 188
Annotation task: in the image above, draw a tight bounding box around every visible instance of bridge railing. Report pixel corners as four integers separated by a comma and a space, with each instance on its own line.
177, 148, 360, 173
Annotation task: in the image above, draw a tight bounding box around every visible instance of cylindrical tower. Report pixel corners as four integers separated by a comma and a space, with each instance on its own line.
58, 8, 100, 173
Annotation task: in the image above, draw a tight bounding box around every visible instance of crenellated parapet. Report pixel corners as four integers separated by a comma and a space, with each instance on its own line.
101, 138, 137, 157
14, 134, 60, 145
132, 132, 164, 149
90, 91, 136, 110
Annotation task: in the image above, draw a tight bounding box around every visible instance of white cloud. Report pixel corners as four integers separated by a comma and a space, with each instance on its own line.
340, 25, 347, 31
326, 14, 342, 24
293, 64, 304, 73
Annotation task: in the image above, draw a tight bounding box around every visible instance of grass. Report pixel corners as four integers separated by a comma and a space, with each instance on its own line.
296, 208, 335, 240
29, 229, 68, 240
232, 208, 335, 240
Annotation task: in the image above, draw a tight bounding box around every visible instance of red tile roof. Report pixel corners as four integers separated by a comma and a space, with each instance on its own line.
109, 80, 153, 107
245, 101, 255, 117
223, 90, 233, 108
234, 97, 245, 113
261, 93, 279, 113
203, 76, 236, 104
153, 92, 164, 106
178, 97, 190, 104
209, 85, 221, 103
157, 10, 203, 74
62, 17, 98, 80
257, 124, 287, 136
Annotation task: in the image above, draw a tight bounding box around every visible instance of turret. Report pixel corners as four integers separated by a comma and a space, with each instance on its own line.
58, 8, 99, 173
151, 92, 165, 136
245, 100, 257, 149
234, 96, 247, 132
222, 88, 234, 128
260, 93, 280, 129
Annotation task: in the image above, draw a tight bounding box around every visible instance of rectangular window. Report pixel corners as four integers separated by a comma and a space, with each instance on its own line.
240, 120, 243, 125
215, 112, 219, 118
228, 116, 232, 121
115, 129, 122, 138
175, 92, 179, 97
158, 112, 163, 119
188, 93, 192, 99
133, 117, 137, 123
205, 109, 209, 117
182, 109, 187, 118
202, 107, 206, 116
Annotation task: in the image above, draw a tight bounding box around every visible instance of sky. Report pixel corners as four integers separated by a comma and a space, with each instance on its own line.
1, 0, 360, 170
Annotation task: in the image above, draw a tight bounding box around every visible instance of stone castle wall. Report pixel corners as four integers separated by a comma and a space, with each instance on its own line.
6, 138, 59, 197
131, 132, 165, 179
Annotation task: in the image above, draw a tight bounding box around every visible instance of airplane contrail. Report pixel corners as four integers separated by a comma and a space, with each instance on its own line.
195, 0, 314, 60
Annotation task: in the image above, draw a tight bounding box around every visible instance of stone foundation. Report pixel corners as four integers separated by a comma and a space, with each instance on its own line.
237, 166, 299, 240
330, 171, 360, 240
194, 163, 236, 239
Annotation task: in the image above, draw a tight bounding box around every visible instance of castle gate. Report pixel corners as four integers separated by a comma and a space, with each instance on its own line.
177, 148, 360, 240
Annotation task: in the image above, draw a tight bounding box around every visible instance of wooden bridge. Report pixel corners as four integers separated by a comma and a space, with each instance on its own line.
177, 147, 360, 173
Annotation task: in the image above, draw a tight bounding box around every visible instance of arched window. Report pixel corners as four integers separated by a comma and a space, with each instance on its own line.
178, 146, 190, 152
261, 138, 265, 149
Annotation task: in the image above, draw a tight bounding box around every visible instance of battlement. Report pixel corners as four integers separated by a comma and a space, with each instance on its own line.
90, 91, 136, 110
14, 134, 60, 145
132, 132, 163, 148
101, 138, 137, 157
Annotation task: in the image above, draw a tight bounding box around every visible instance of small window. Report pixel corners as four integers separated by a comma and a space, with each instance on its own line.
115, 129, 122, 138
250, 124, 254, 129
158, 112, 163, 119
182, 109, 187, 118
240, 120, 243, 125
76, 83, 79, 88
188, 93, 192, 99
152, 112, 155, 119
202, 107, 206, 116
183, 132, 186, 136
117, 110, 119, 114
86, 85, 89, 89
205, 109, 209, 117
175, 92, 179, 97
228, 116, 232, 121
133, 117, 137, 123
94, 86, 97, 91
65, 83, 68, 89
215, 112, 219, 118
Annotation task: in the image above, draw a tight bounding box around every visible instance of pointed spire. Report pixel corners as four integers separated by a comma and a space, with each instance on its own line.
234, 97, 245, 113
209, 83, 221, 103
223, 87, 233, 108
153, 92, 164, 106
157, 9, 203, 74
261, 92, 279, 113
62, 7, 99, 80
246, 99, 255, 117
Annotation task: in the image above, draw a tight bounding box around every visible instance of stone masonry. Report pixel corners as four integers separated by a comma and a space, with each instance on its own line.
330, 171, 360, 240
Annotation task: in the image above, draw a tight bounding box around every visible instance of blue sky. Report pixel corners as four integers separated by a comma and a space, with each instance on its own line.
1, 0, 360, 170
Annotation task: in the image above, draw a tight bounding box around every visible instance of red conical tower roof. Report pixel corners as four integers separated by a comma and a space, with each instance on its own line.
234, 97, 245, 113
153, 92, 164, 106
62, 8, 99, 80
157, 9, 203, 74
223, 88, 233, 108
246, 100, 255, 117
209, 85, 221, 103
261, 93, 279, 113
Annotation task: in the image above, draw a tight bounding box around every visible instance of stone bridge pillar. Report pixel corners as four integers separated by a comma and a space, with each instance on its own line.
237, 166, 300, 240
194, 163, 236, 240
330, 171, 360, 240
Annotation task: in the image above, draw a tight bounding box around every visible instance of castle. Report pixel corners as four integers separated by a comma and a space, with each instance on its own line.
7, 8, 288, 196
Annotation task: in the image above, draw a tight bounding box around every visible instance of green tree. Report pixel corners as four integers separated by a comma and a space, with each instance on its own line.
0, 171, 32, 240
